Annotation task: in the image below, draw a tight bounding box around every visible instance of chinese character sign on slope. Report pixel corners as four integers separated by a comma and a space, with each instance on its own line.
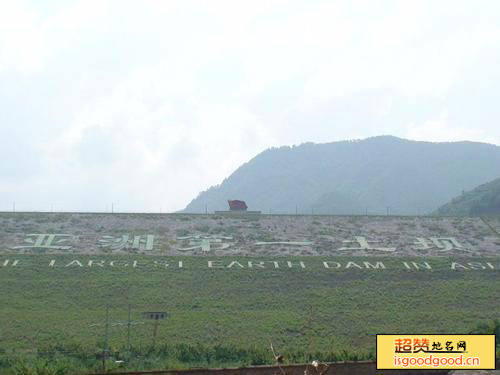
12, 234, 73, 250
338, 236, 396, 252
254, 241, 313, 246
412, 237, 469, 253
177, 235, 233, 253
3, 231, 489, 255
98, 235, 155, 251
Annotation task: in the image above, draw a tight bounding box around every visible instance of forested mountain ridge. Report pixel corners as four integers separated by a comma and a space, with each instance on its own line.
183, 136, 500, 215
435, 177, 500, 216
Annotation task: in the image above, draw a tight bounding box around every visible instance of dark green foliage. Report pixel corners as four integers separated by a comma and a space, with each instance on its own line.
435, 178, 500, 216
469, 319, 500, 346
476, 319, 500, 335
1, 343, 373, 373
469, 319, 500, 358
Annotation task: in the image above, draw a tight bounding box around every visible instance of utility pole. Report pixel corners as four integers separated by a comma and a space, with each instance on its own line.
295, 205, 298, 215
152, 319, 159, 348
90, 304, 143, 366
13, 201, 15, 213
205, 204, 208, 215
143, 311, 167, 349
386, 206, 390, 216
127, 304, 131, 355
102, 304, 110, 373
111, 203, 114, 214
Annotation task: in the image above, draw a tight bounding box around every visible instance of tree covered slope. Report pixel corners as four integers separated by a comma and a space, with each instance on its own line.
183, 136, 500, 215
435, 177, 500, 216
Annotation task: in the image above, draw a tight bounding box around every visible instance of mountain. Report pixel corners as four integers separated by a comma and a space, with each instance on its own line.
182, 136, 500, 215
435, 177, 500, 216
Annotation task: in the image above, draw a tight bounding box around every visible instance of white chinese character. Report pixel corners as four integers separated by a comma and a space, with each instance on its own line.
412, 237, 467, 252
98, 235, 154, 251
254, 241, 313, 246
177, 235, 233, 253
338, 236, 396, 252
12, 234, 73, 250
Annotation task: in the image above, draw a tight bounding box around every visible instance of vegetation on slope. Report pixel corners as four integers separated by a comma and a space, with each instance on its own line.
435, 177, 500, 216
0, 255, 498, 373
183, 136, 500, 215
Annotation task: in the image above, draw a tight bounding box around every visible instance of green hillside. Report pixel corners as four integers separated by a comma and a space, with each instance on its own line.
435, 177, 500, 216
182, 136, 500, 215
0, 213, 498, 373
0, 255, 498, 373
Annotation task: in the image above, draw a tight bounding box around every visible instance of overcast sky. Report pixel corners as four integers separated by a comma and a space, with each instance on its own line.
1, 0, 500, 212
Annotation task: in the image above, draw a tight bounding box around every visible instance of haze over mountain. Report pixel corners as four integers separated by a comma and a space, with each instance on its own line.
435, 177, 500, 216
183, 136, 500, 215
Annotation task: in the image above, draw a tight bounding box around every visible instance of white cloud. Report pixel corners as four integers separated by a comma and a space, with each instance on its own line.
1, 0, 500, 211
406, 109, 500, 145
38, 59, 274, 211
0, 1, 46, 72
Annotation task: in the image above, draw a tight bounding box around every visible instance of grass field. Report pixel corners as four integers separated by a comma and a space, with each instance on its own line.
1, 255, 498, 356
1, 211, 499, 373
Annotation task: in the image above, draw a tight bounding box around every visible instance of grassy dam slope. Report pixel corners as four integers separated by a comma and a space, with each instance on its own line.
0, 213, 498, 371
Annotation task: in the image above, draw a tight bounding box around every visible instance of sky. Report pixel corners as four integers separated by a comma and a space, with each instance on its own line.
1, 0, 500, 212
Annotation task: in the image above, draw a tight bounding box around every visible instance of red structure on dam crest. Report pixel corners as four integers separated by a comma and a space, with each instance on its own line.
228, 200, 248, 211
215, 200, 260, 215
